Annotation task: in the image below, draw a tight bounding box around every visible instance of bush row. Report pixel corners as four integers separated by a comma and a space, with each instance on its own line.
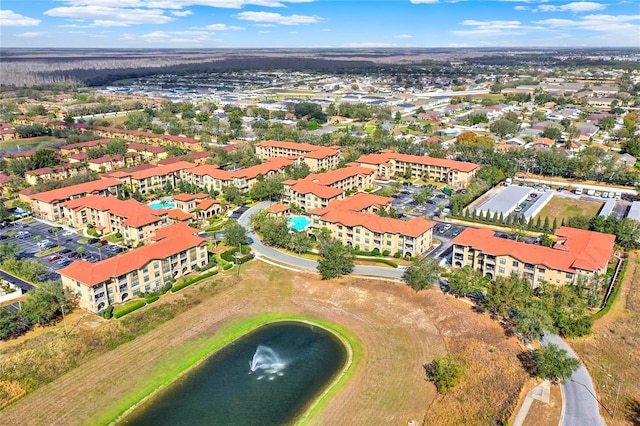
593, 255, 627, 320
113, 300, 147, 319
220, 247, 254, 265
171, 270, 219, 293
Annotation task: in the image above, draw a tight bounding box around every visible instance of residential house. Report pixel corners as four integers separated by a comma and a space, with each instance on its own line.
255, 140, 342, 172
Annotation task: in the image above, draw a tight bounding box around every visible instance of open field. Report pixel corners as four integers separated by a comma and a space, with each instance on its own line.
536, 197, 603, 223
0, 261, 527, 425
571, 250, 640, 426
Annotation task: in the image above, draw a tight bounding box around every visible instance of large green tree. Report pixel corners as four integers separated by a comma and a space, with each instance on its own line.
424, 354, 464, 394
447, 265, 484, 297
533, 343, 581, 383
20, 281, 74, 327
404, 256, 442, 291
317, 239, 354, 279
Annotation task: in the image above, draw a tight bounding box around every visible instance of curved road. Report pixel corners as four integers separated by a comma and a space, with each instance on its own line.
542, 333, 606, 426
238, 201, 404, 279
238, 202, 605, 425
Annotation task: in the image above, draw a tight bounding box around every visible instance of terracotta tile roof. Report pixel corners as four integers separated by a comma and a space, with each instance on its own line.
188, 164, 233, 180
0, 173, 9, 184
60, 139, 110, 151
268, 203, 291, 214
62, 195, 165, 227
128, 161, 196, 180
196, 199, 219, 210
357, 151, 479, 173
313, 208, 434, 238
312, 192, 392, 214
231, 157, 294, 180
167, 208, 193, 221
304, 166, 374, 186
256, 140, 340, 160
289, 180, 344, 199
30, 178, 122, 203
58, 223, 206, 286
127, 143, 165, 154
89, 154, 124, 165
451, 227, 614, 273
69, 153, 88, 161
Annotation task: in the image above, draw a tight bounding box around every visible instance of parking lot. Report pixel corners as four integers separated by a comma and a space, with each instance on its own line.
383, 183, 452, 219
1, 219, 127, 281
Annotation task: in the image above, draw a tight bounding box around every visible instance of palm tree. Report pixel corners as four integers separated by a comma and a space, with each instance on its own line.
52, 227, 61, 247
95, 242, 104, 260
76, 246, 86, 259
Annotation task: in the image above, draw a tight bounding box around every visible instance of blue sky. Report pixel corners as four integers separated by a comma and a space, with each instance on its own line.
1, 1, 639, 48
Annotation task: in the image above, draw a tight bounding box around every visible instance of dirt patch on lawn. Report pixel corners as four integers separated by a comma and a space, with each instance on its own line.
0, 262, 527, 426
571, 250, 640, 426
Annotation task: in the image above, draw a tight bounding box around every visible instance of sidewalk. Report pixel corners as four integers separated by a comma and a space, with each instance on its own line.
513, 380, 552, 426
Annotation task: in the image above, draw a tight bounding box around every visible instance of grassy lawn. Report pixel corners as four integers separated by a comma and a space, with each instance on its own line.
0, 262, 528, 426
571, 250, 640, 425
78, 237, 90, 244
536, 197, 603, 223
0, 137, 65, 152
34, 246, 64, 257
104, 233, 123, 243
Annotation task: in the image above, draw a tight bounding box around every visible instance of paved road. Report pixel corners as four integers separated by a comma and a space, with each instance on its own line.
237, 202, 404, 279
541, 333, 606, 426
0, 269, 34, 293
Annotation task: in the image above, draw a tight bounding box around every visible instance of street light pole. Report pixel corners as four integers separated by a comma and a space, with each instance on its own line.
60, 303, 68, 337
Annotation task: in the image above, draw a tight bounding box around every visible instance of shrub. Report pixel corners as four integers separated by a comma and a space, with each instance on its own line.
382, 249, 391, 256
100, 305, 114, 320
355, 257, 398, 267
371, 248, 381, 256
424, 354, 464, 394
145, 294, 159, 304
393, 251, 402, 259
220, 247, 254, 264
170, 270, 219, 293
223, 263, 233, 271
115, 232, 122, 238
113, 300, 147, 319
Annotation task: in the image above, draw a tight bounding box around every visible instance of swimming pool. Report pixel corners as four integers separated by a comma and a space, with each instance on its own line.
149, 199, 175, 210
287, 216, 311, 231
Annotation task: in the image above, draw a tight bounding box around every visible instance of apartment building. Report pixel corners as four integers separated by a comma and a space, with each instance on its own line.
450, 227, 615, 288
29, 178, 123, 222
185, 157, 296, 192
111, 161, 197, 194
173, 193, 224, 219
309, 193, 435, 257
61, 195, 170, 245
59, 223, 208, 313
24, 164, 91, 186
356, 149, 479, 188
282, 165, 376, 211
255, 140, 342, 171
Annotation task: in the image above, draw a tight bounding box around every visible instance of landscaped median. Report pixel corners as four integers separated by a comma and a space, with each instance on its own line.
105, 313, 361, 426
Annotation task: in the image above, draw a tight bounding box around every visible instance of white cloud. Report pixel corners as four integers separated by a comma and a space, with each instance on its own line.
321, 28, 330, 32
514, 6, 528, 11
14, 32, 47, 38
121, 29, 210, 43
205, 23, 245, 30
534, 14, 640, 32
537, 2, 606, 13
258, 30, 272, 34
452, 19, 544, 36
0, 10, 42, 26
171, 10, 193, 16
45, 6, 173, 27
55, 0, 315, 9
394, 34, 413, 39
288, 30, 298, 34
342, 42, 398, 47
409, 0, 439, 3
236, 11, 320, 25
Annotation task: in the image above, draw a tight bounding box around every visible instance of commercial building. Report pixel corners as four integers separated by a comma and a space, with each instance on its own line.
356, 149, 479, 188
59, 223, 208, 313
451, 227, 615, 287
309, 193, 435, 257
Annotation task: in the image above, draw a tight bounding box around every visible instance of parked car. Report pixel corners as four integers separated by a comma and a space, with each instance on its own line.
444, 224, 452, 230
87, 238, 100, 244
59, 248, 72, 255
63, 230, 74, 236
37, 239, 52, 248
48, 254, 62, 262
15, 231, 30, 238
57, 257, 73, 265
67, 252, 79, 258
99, 239, 108, 246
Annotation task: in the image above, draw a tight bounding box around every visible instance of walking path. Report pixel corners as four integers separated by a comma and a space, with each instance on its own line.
513, 380, 551, 426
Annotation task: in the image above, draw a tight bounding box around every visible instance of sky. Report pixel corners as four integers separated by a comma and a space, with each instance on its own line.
1, 0, 639, 49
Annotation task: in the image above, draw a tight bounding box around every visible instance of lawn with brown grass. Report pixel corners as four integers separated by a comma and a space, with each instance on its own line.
571, 250, 640, 426
536, 196, 603, 223
0, 262, 528, 426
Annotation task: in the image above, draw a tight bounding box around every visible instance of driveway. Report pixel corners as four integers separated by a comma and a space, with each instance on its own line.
541, 333, 606, 426
238, 202, 404, 279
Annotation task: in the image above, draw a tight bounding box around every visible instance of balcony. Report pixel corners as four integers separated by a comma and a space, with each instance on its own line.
454, 254, 464, 261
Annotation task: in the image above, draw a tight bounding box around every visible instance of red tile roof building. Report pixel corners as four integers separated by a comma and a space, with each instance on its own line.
29, 178, 123, 222
59, 223, 208, 313
282, 165, 376, 211
451, 226, 615, 287
356, 149, 479, 188
255, 140, 342, 171
309, 192, 435, 257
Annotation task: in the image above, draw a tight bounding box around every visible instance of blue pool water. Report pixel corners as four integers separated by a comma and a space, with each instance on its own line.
149, 201, 175, 210
287, 216, 311, 231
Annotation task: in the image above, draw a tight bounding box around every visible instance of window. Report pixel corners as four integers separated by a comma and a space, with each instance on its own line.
538, 268, 545, 274
512, 261, 519, 268
537, 276, 545, 282
144, 276, 150, 282
387, 241, 392, 246
499, 267, 505, 274
565, 272, 574, 279
499, 258, 506, 265
155, 271, 160, 278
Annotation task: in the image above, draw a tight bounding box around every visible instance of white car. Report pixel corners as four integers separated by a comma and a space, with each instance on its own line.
63, 230, 74, 236
601, 192, 609, 198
